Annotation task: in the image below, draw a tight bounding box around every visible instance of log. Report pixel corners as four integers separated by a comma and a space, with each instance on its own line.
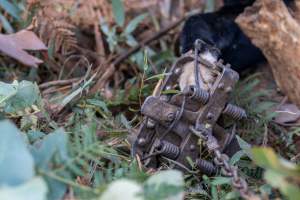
236, 0, 300, 106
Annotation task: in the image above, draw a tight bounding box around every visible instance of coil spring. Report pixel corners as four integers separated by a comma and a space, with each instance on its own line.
184, 85, 209, 104
196, 158, 217, 175
156, 141, 180, 160
223, 104, 247, 120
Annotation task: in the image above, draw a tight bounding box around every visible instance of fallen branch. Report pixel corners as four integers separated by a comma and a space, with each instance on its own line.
39, 78, 80, 89
113, 16, 186, 66
236, 0, 300, 106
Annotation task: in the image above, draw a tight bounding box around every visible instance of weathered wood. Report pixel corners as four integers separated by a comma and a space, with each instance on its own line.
236, 0, 300, 105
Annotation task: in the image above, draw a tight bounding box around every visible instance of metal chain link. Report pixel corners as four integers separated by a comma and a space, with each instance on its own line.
188, 40, 261, 200
190, 127, 261, 200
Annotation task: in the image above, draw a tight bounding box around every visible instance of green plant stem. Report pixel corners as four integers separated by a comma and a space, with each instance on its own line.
38, 169, 98, 193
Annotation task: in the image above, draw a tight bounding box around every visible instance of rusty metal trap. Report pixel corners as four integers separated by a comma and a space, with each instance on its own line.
131, 40, 256, 198
132, 39, 247, 174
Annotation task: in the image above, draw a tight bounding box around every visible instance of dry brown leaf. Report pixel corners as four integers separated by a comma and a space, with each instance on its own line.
274, 103, 300, 124
0, 30, 47, 67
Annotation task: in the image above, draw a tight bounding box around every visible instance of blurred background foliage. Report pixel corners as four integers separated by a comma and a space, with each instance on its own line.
0, 0, 299, 200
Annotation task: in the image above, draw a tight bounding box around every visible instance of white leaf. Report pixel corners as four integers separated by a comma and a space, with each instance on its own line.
0, 120, 35, 186
0, 177, 47, 200
145, 170, 184, 200
99, 179, 143, 200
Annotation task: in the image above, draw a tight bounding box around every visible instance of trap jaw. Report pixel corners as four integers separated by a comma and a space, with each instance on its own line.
132, 48, 246, 175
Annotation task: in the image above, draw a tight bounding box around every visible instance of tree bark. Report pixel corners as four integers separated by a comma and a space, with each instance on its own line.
236, 0, 300, 106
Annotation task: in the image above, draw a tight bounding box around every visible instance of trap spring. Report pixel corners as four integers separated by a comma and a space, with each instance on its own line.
132, 40, 259, 199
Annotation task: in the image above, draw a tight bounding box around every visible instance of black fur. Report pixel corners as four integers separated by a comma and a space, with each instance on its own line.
180, 0, 293, 72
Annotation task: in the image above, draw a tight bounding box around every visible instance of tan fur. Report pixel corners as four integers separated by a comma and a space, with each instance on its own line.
179, 61, 216, 91
179, 51, 219, 91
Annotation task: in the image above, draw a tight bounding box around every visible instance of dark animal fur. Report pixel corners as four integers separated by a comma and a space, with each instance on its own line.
180, 0, 293, 72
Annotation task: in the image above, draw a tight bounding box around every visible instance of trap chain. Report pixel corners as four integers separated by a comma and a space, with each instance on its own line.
132, 40, 260, 200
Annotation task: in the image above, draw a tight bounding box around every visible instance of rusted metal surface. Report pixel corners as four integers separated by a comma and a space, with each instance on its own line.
132, 40, 257, 199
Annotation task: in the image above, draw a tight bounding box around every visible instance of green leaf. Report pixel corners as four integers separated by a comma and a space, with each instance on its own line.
124, 14, 147, 35
259, 184, 272, 196
99, 179, 143, 200
254, 101, 276, 114
151, 50, 174, 67
46, 178, 67, 200
238, 78, 260, 97
224, 191, 239, 200
82, 123, 97, 148
211, 177, 231, 186
0, 80, 41, 114
251, 147, 300, 176
0, 120, 35, 186
145, 170, 184, 187
100, 21, 118, 52
144, 170, 184, 200
145, 72, 170, 81
211, 186, 218, 200
128, 86, 140, 101
27, 130, 46, 143
0, 177, 48, 200
125, 34, 138, 47
31, 128, 68, 169
30, 129, 69, 200
264, 170, 300, 200
47, 38, 55, 60
111, 0, 125, 27
0, 81, 18, 105
119, 114, 131, 129
229, 150, 246, 165
0, 0, 21, 20
87, 99, 109, 113
251, 147, 279, 170
161, 89, 180, 95
0, 13, 14, 33
236, 135, 252, 159
60, 74, 96, 108
143, 49, 149, 71
251, 147, 300, 200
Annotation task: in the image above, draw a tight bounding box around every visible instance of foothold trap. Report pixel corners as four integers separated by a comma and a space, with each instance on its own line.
132, 40, 247, 176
